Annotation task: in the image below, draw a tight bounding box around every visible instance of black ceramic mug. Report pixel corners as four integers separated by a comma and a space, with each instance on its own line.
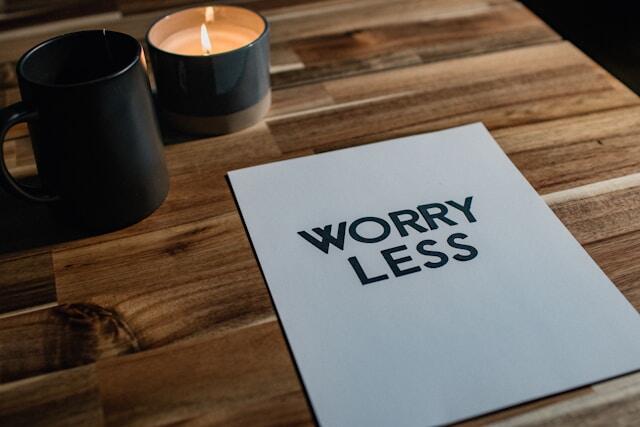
0, 30, 169, 231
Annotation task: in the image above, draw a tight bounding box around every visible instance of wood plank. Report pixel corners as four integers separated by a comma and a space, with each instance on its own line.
12, 136, 34, 165
169, 393, 313, 427
164, 123, 280, 175
543, 173, 640, 207
270, 44, 305, 74
510, 132, 640, 195
2, 139, 18, 171
270, 83, 335, 117
0, 11, 124, 63
0, 303, 138, 383
491, 372, 640, 426
96, 321, 311, 426
117, 0, 333, 16
3, 137, 37, 179
0, 62, 16, 104
319, 43, 627, 106
4, 122, 27, 141
273, 1, 557, 88
267, 0, 511, 43
457, 387, 593, 426
0, 364, 103, 426
268, 43, 639, 154
585, 230, 640, 310
0, 12, 143, 64
493, 105, 640, 153
490, 106, 640, 194
53, 212, 275, 349
536, 175, 640, 312
0, 0, 117, 32
0, 250, 56, 315
550, 184, 640, 246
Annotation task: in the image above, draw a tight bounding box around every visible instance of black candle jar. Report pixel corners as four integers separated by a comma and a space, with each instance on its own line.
146, 5, 270, 135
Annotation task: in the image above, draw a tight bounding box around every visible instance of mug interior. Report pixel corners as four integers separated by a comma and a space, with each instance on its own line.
19, 30, 140, 86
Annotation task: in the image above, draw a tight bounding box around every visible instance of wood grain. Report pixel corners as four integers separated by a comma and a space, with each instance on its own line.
53, 213, 275, 349
0, 0, 116, 32
550, 185, 640, 246
586, 230, 640, 310
491, 372, 640, 426
493, 105, 640, 153
0, 250, 55, 315
0, 364, 104, 426
96, 321, 311, 426
0, 304, 138, 383
511, 133, 640, 194
271, 1, 558, 88
0, 0, 639, 425
269, 43, 639, 153
3, 136, 37, 179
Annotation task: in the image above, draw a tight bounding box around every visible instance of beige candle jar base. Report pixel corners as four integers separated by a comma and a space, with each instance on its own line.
161, 90, 270, 136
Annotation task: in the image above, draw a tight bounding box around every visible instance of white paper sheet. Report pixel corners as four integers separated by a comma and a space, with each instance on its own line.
228, 123, 640, 426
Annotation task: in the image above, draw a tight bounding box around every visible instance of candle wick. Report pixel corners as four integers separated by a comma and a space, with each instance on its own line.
200, 23, 213, 55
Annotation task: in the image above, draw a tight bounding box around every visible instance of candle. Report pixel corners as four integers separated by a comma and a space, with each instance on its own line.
147, 5, 270, 135
159, 22, 260, 56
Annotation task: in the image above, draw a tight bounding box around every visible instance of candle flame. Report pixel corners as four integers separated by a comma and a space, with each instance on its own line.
205, 6, 214, 22
200, 23, 212, 55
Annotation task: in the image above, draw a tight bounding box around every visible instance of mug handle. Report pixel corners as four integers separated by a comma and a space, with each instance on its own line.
0, 102, 59, 203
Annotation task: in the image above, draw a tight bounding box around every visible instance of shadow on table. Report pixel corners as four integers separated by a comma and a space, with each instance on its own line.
522, 0, 640, 95
0, 188, 93, 255
0, 114, 192, 255
159, 125, 195, 146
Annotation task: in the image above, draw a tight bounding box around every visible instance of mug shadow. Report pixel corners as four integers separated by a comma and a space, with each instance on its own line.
0, 96, 204, 256
159, 123, 194, 145
0, 84, 210, 254
0, 126, 192, 255
0, 188, 95, 255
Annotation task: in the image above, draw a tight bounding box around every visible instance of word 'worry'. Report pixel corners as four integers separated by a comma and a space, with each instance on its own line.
297, 196, 479, 285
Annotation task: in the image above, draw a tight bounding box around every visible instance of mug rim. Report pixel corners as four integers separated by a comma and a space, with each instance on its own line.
146, 4, 270, 60
17, 30, 142, 88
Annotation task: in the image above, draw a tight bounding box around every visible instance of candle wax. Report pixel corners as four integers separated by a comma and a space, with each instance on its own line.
159, 22, 260, 55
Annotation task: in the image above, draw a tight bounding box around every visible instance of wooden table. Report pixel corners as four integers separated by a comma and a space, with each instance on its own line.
1, 0, 640, 425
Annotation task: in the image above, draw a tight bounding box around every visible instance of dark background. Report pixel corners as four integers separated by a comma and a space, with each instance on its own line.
522, 0, 640, 94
